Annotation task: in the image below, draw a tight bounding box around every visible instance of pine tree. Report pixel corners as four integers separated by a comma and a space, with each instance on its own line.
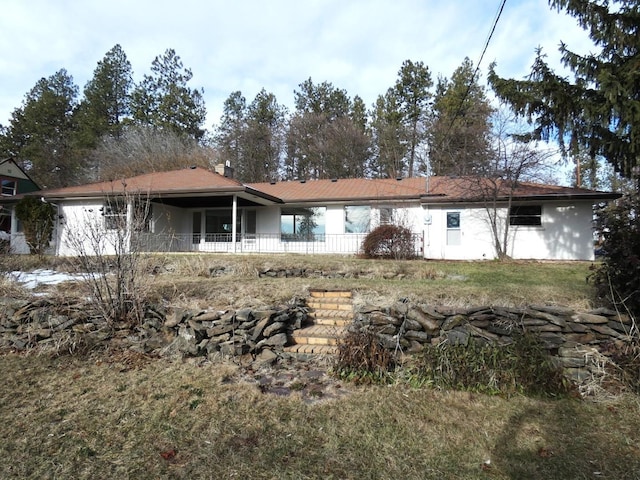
0, 69, 80, 188
430, 58, 494, 176
131, 49, 207, 141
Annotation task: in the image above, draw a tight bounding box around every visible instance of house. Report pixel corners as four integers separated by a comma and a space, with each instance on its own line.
1, 165, 620, 260
0, 158, 41, 250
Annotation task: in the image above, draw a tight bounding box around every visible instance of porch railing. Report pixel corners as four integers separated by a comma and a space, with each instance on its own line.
135, 232, 424, 256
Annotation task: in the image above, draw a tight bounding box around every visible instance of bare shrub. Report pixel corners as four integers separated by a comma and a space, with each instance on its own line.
361, 224, 416, 259
63, 187, 151, 326
334, 330, 396, 383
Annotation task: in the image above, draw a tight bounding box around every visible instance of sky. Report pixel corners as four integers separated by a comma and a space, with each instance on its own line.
0, 0, 593, 131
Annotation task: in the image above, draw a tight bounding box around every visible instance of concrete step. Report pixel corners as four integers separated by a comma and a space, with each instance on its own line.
284, 344, 339, 355
291, 325, 346, 346
315, 317, 351, 327
307, 299, 353, 311
309, 289, 352, 299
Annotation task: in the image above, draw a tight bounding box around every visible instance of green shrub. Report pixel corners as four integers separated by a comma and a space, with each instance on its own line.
361, 224, 416, 259
413, 334, 571, 397
14, 196, 55, 256
590, 191, 640, 317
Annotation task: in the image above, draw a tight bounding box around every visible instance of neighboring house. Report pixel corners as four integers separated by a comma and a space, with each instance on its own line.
0, 158, 41, 252
1, 165, 620, 260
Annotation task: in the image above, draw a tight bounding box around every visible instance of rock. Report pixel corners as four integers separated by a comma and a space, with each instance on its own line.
235, 308, 253, 323
407, 308, 440, 333
374, 324, 397, 335
255, 348, 279, 366
441, 314, 467, 331
192, 311, 221, 323
572, 313, 609, 324
446, 329, 469, 346
465, 324, 500, 342
260, 332, 288, 347
251, 317, 273, 342
370, 312, 402, 326
590, 324, 625, 338
263, 321, 286, 337
403, 330, 431, 343
206, 324, 234, 337
530, 305, 575, 316
402, 318, 423, 332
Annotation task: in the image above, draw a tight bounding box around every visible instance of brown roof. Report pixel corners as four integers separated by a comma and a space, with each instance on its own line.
248, 177, 430, 202
40, 167, 246, 198
249, 176, 620, 203
16, 167, 618, 204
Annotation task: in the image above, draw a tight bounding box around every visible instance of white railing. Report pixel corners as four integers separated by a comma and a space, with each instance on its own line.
135, 232, 424, 256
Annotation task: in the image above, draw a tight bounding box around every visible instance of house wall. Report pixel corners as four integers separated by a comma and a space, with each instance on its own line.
56, 200, 127, 256
423, 201, 595, 261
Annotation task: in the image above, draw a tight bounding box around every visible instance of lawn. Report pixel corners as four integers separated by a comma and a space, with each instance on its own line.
1, 254, 634, 479
0, 353, 638, 480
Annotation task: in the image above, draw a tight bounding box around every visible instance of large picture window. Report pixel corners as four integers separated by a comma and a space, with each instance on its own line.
345, 206, 370, 233
509, 205, 542, 226
281, 207, 325, 241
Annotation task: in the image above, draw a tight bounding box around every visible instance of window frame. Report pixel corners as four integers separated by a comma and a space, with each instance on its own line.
1, 178, 16, 196
509, 205, 542, 227
103, 199, 127, 231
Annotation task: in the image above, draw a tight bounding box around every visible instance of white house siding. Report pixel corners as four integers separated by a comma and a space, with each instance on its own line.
509, 201, 595, 261
423, 201, 595, 261
55, 201, 119, 256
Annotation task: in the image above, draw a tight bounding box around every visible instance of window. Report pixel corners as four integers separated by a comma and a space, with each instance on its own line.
205, 209, 239, 241
281, 207, 325, 241
345, 206, 370, 233
509, 205, 542, 226
446, 211, 461, 246
379, 207, 394, 225
103, 199, 126, 230
1, 179, 16, 196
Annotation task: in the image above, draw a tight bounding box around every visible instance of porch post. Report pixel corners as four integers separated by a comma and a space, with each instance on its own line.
232, 194, 237, 252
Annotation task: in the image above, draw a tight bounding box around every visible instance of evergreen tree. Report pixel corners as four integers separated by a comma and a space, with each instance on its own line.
0, 69, 80, 188
215, 91, 247, 174
285, 78, 369, 179
488, 0, 640, 182
394, 60, 433, 177
430, 58, 494, 176
131, 49, 207, 141
242, 89, 287, 182
370, 89, 407, 178
74, 44, 133, 149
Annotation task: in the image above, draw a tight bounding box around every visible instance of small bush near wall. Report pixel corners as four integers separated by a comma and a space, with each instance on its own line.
412, 334, 571, 397
334, 330, 396, 383
361, 225, 415, 259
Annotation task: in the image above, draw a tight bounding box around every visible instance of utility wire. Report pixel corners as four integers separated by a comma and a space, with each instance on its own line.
439, 0, 508, 157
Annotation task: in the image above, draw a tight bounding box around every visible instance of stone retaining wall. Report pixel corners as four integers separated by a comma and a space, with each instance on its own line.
0, 297, 308, 365
354, 301, 636, 383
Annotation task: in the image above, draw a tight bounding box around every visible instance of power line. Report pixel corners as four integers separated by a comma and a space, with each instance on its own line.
440, 0, 508, 156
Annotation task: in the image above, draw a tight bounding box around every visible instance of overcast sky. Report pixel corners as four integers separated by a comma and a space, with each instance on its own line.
0, 0, 592, 130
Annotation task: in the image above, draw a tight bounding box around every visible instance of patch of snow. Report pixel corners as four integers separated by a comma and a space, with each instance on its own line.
7, 269, 87, 290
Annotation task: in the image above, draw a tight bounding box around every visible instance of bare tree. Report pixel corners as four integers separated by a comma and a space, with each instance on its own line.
89, 126, 217, 181
471, 112, 557, 260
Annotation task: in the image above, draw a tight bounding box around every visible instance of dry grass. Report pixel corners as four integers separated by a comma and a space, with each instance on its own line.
142, 254, 596, 310
0, 353, 639, 479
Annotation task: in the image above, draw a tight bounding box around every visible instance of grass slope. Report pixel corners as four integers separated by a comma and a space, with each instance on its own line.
1, 354, 639, 480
